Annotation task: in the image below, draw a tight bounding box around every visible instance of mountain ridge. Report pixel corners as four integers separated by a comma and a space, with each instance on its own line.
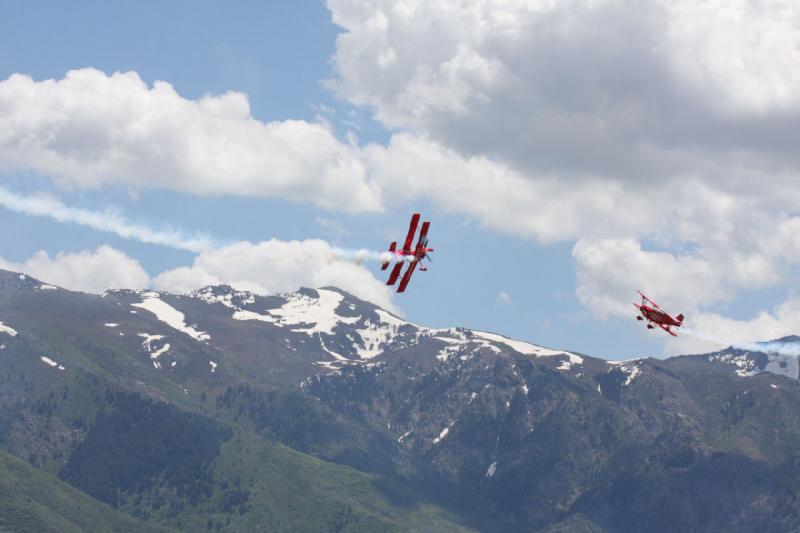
3, 267, 800, 532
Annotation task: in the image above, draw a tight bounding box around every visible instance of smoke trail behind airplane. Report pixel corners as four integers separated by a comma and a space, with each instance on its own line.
0, 186, 221, 253
682, 327, 800, 356
331, 247, 416, 265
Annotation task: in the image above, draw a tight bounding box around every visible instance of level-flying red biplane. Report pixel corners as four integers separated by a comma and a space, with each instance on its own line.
634, 290, 684, 337
381, 213, 434, 293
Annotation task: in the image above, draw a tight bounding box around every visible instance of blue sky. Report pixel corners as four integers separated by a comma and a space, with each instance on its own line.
2, 1, 800, 359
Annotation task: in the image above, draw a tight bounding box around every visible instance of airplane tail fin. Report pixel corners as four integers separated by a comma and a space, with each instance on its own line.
676, 313, 684, 324
381, 242, 396, 271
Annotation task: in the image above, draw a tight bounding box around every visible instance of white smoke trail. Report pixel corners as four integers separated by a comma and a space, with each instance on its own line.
0, 186, 422, 268
331, 247, 416, 265
0, 186, 220, 253
734, 340, 800, 357
681, 326, 800, 356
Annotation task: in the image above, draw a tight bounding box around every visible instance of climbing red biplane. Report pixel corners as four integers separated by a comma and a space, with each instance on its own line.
381, 213, 434, 293
634, 290, 684, 337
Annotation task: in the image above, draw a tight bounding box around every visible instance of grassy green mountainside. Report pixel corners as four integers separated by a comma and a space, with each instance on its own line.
0, 448, 168, 533
3, 269, 800, 532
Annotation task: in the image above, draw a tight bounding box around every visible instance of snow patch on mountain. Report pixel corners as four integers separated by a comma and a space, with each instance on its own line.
618, 362, 642, 386
706, 347, 800, 380
232, 309, 275, 323
398, 429, 414, 443
708, 351, 761, 377
137, 333, 170, 364
353, 314, 420, 359
269, 290, 359, 335
319, 335, 348, 361
433, 426, 450, 445
431, 328, 580, 367
40, 356, 65, 370
0, 322, 18, 337
132, 294, 210, 343
192, 286, 254, 308
231, 289, 361, 337
472, 331, 582, 365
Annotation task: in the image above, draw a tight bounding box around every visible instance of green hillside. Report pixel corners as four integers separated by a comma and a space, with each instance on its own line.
0, 449, 169, 533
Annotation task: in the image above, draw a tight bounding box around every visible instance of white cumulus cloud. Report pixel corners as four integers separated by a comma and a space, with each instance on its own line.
0, 68, 381, 212
0, 246, 150, 293
152, 239, 397, 312
0, 241, 397, 312
326, 0, 800, 352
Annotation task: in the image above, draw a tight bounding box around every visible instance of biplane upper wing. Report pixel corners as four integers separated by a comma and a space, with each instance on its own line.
416, 220, 430, 246
397, 261, 418, 293
402, 213, 421, 252
637, 289, 661, 309
386, 262, 404, 286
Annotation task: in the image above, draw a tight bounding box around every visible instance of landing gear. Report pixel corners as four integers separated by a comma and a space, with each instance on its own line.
647, 324, 654, 329
636, 316, 643, 321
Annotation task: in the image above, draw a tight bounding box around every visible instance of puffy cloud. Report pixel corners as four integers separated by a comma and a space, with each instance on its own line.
327, 0, 800, 351
329, 0, 800, 185
329, 0, 800, 256
572, 237, 800, 354
364, 134, 632, 243
1, 240, 396, 311
571, 233, 794, 318
0, 69, 381, 212
152, 239, 397, 312
3, 2, 800, 351
573, 238, 727, 317
0, 246, 150, 293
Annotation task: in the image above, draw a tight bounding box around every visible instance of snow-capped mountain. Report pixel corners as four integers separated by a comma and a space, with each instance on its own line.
4, 268, 800, 532
698, 337, 800, 379
96, 282, 586, 380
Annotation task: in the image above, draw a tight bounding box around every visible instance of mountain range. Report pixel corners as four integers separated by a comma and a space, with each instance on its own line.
1, 268, 800, 532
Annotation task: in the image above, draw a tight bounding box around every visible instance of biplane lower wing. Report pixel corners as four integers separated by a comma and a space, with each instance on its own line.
382, 241, 397, 271
397, 261, 418, 293
386, 262, 404, 286
658, 323, 678, 337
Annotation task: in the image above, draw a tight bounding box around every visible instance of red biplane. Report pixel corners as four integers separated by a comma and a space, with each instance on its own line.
381, 213, 434, 293
634, 290, 684, 337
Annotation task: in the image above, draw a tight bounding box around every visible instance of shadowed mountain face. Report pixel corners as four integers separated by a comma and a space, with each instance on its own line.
2, 268, 800, 532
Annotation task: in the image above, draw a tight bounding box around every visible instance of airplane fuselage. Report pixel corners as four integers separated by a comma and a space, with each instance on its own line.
639, 305, 681, 326
390, 247, 434, 262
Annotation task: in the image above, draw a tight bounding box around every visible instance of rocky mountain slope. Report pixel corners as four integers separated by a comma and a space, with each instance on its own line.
2, 268, 800, 532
